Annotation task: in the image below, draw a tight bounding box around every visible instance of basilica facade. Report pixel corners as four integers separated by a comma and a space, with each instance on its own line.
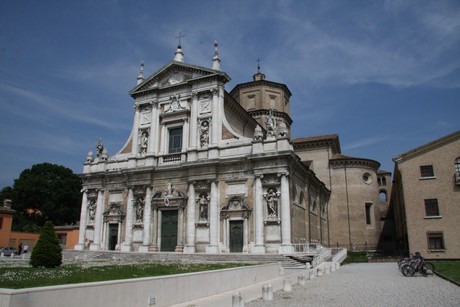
75, 43, 390, 254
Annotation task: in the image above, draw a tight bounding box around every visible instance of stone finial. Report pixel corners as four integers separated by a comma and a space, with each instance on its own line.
174, 32, 185, 62
174, 45, 185, 62
136, 61, 144, 85
212, 40, 221, 70
3, 199, 12, 209
86, 151, 94, 163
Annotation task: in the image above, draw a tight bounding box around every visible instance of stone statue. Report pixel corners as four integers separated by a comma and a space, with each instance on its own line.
265, 109, 276, 139
140, 131, 148, 154
88, 199, 96, 222
134, 197, 144, 223
278, 121, 288, 138
265, 188, 279, 217
200, 120, 209, 147
96, 139, 104, 160
198, 193, 208, 221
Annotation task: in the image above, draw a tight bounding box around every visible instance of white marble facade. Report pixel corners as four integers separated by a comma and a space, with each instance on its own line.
75, 44, 330, 254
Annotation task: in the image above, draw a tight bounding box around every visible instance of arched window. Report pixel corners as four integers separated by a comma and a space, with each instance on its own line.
379, 190, 387, 203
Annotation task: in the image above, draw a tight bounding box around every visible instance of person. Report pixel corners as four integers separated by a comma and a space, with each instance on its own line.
18, 243, 22, 255
23, 244, 29, 254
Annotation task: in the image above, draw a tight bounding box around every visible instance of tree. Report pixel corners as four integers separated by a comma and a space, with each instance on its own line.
12, 163, 82, 231
30, 221, 62, 268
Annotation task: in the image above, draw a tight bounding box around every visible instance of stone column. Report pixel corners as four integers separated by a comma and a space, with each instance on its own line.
190, 93, 198, 149
182, 118, 189, 152
176, 206, 184, 252
211, 89, 219, 146
121, 188, 134, 252
206, 180, 219, 253
148, 100, 159, 154
139, 186, 152, 253
151, 206, 159, 251
184, 182, 196, 253
90, 189, 104, 251
132, 105, 141, 155
253, 175, 265, 253
279, 173, 293, 253
75, 189, 88, 250
159, 123, 166, 155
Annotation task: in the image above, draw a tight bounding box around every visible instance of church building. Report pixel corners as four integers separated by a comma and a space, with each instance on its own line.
75, 42, 390, 254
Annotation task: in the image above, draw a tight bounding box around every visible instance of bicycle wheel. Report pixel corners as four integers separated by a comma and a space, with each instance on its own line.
421, 262, 435, 276
401, 264, 415, 277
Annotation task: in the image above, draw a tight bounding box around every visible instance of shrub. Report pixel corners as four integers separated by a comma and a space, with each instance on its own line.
30, 221, 62, 268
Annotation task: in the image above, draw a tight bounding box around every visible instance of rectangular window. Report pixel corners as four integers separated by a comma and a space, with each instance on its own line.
420, 165, 434, 178
168, 127, 183, 153
424, 199, 440, 216
365, 203, 372, 225
427, 232, 444, 250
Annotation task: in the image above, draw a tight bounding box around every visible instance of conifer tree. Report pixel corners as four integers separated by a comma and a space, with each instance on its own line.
30, 221, 62, 268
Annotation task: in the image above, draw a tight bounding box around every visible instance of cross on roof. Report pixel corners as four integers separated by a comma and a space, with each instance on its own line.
257, 57, 262, 72
175, 32, 185, 47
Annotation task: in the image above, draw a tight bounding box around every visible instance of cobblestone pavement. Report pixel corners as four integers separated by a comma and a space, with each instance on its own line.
246, 263, 460, 307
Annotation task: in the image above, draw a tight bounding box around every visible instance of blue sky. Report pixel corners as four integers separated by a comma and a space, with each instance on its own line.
1, 0, 459, 188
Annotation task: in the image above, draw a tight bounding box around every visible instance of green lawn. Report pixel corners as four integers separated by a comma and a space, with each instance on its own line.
432, 261, 460, 283
0, 261, 250, 289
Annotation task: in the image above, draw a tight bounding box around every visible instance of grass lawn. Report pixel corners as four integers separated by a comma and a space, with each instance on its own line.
432, 261, 460, 283
0, 260, 250, 289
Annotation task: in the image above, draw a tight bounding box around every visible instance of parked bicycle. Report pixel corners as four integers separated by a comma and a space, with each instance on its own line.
399, 252, 435, 277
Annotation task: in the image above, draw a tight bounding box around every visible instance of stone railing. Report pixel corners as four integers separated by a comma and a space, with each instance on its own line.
292, 243, 322, 254
332, 248, 347, 263
311, 246, 332, 268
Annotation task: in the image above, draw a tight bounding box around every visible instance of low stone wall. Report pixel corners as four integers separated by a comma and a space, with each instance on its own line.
0, 263, 280, 307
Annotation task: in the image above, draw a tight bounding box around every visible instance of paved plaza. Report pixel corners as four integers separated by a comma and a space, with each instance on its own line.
247, 262, 460, 307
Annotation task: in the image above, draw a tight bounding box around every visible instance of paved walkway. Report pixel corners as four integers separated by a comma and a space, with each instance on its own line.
247, 263, 460, 307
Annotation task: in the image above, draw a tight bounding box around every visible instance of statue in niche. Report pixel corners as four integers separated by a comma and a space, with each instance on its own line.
140, 130, 149, 154
265, 109, 276, 139
200, 120, 209, 147
265, 188, 279, 217
198, 193, 209, 221
88, 199, 96, 222
134, 197, 144, 223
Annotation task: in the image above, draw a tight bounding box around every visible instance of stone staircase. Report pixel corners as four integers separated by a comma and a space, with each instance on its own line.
63, 250, 309, 268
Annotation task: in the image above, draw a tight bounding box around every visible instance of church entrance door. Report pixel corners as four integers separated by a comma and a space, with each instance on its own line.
108, 224, 118, 251
161, 210, 178, 251
229, 220, 244, 252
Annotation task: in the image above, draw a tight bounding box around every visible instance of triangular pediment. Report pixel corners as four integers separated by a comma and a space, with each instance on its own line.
130, 61, 230, 97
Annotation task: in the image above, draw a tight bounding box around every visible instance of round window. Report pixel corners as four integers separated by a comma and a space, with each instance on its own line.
363, 172, 372, 184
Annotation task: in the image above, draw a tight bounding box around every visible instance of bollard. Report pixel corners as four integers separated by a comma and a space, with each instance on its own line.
317, 267, 323, 277
336, 262, 340, 270
305, 262, 311, 269
283, 278, 292, 292
10, 253, 14, 259
331, 262, 336, 272
309, 269, 315, 279
0, 253, 4, 258
262, 284, 273, 301
325, 264, 330, 274
298, 275, 306, 285
232, 292, 244, 307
